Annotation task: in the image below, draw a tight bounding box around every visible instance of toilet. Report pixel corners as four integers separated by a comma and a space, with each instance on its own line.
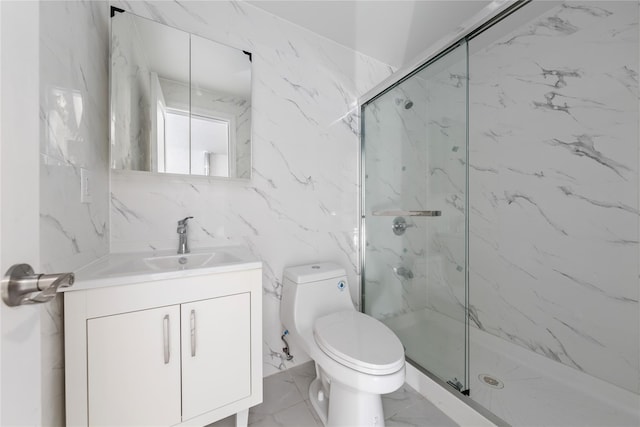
281, 262, 405, 427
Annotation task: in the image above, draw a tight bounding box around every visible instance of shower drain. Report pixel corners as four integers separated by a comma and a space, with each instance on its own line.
478, 373, 504, 389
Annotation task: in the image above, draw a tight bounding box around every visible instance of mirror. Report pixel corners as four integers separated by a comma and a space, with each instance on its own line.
110, 12, 252, 179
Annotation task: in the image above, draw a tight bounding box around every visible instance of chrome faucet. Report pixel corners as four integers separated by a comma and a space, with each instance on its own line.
177, 216, 193, 254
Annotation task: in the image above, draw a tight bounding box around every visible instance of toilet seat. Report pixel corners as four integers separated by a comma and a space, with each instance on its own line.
313, 311, 404, 375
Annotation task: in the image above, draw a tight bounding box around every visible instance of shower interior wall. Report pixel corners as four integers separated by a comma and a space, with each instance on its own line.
468, 0, 639, 395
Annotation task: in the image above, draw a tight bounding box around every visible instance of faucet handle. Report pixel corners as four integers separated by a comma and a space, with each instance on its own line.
178, 216, 194, 226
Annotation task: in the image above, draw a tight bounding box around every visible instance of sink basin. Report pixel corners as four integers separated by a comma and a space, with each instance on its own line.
69, 246, 260, 291
143, 252, 240, 271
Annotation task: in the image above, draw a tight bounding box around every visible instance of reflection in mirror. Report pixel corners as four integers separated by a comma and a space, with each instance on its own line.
110, 12, 252, 179
191, 33, 252, 178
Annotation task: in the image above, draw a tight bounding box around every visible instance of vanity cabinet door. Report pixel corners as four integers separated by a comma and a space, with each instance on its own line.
87, 305, 181, 426
181, 292, 251, 420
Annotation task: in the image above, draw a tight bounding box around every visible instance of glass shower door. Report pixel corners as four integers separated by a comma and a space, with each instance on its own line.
362, 42, 469, 391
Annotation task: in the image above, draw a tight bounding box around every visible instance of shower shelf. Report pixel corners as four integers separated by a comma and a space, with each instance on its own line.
371, 210, 442, 217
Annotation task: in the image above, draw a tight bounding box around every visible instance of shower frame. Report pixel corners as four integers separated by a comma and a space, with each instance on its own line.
358, 0, 531, 399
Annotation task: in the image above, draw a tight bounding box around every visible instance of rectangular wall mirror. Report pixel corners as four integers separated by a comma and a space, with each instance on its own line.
110, 10, 252, 179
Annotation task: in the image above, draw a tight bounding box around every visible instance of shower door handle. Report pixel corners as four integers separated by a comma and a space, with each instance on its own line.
372, 210, 442, 217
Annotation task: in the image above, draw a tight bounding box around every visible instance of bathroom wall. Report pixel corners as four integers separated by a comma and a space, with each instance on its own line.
468, 1, 639, 393
109, 0, 392, 376
39, 1, 110, 424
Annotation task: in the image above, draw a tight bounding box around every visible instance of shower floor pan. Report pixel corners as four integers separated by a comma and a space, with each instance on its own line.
384, 308, 639, 426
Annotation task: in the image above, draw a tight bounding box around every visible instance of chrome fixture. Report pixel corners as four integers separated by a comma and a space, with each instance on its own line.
177, 216, 193, 254
395, 98, 414, 110
373, 210, 442, 217
190, 309, 197, 357
478, 373, 504, 389
371, 211, 442, 236
447, 378, 468, 394
2, 264, 74, 306
393, 266, 414, 280
391, 216, 413, 236
163, 314, 171, 364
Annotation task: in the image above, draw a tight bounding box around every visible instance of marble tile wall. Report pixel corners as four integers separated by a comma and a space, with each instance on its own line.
468, 0, 640, 393
109, 0, 393, 376
39, 1, 110, 425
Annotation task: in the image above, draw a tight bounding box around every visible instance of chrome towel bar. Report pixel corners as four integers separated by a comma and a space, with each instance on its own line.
371, 210, 442, 217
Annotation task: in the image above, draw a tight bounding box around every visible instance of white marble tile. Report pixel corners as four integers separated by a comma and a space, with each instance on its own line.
109, 0, 393, 377
249, 400, 321, 427
249, 371, 305, 423
468, 0, 640, 394
382, 384, 431, 421
289, 361, 316, 398
302, 399, 325, 427
242, 362, 455, 427
39, 0, 110, 273
38, 1, 110, 425
385, 401, 458, 427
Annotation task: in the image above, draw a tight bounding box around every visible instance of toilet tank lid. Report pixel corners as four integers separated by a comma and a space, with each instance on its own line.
283, 262, 346, 284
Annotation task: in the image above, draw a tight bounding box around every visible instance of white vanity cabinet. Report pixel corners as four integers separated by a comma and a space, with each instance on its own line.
87, 305, 182, 426
181, 293, 251, 420
64, 266, 262, 427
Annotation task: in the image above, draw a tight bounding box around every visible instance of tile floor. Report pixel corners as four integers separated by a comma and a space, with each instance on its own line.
211, 361, 458, 427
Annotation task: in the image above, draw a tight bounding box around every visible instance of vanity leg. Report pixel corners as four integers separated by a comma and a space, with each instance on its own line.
235, 409, 249, 427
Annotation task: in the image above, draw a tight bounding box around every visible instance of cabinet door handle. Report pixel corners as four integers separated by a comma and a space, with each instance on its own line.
190, 309, 196, 357
163, 314, 170, 364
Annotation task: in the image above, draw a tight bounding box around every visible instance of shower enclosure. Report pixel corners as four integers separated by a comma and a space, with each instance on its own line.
361, 42, 469, 393
362, 1, 640, 425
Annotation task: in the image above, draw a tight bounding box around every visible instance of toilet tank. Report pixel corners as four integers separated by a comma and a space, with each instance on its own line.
281, 262, 355, 335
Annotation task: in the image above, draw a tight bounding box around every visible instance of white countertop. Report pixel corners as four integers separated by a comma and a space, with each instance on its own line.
62, 246, 261, 292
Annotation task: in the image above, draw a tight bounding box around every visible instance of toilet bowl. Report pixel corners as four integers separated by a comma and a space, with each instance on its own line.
281, 262, 405, 426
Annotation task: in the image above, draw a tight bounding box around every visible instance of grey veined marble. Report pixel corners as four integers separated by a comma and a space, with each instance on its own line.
39, 2, 110, 426
109, 0, 393, 378
468, 0, 639, 394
